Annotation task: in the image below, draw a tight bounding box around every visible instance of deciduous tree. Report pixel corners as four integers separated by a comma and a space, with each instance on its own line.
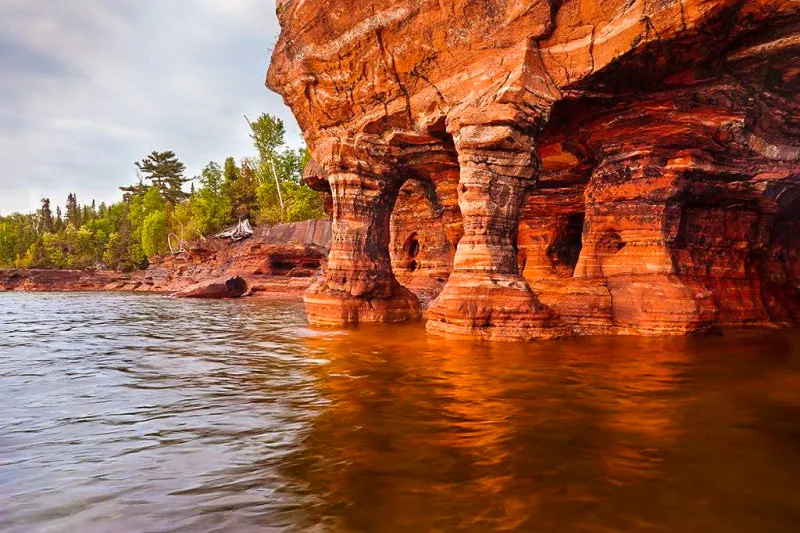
193, 162, 231, 234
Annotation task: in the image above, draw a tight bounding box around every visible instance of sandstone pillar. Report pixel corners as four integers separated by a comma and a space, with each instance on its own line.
427, 124, 566, 340
304, 170, 420, 326
573, 157, 717, 334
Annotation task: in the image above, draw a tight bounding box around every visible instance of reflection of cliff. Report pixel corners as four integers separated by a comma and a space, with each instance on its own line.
269, 0, 800, 339
278, 327, 733, 531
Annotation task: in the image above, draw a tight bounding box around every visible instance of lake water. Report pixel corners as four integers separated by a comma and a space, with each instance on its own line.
2, 292, 800, 532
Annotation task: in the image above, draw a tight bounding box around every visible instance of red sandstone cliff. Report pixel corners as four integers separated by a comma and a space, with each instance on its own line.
143, 220, 330, 297
267, 0, 800, 339
0, 269, 134, 293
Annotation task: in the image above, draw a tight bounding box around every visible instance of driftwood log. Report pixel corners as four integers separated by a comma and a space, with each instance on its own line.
215, 219, 254, 242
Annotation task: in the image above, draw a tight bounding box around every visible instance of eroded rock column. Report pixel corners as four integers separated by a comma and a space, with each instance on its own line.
573, 155, 717, 334
304, 160, 420, 326
427, 124, 566, 340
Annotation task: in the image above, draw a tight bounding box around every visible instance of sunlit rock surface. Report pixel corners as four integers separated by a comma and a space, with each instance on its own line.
137, 220, 331, 298
267, 0, 800, 338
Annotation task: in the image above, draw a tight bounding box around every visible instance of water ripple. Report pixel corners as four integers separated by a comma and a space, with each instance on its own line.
2, 293, 800, 532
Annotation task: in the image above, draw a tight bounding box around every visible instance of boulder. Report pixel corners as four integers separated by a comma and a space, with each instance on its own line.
175, 276, 248, 299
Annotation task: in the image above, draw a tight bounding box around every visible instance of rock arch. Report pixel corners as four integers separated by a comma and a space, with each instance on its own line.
390, 179, 455, 305
268, 0, 800, 339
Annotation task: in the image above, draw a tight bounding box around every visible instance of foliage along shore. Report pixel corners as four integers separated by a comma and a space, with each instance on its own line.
0, 114, 327, 272
0, 218, 332, 300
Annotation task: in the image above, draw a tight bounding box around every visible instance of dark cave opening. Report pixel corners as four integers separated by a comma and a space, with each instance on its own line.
547, 213, 586, 272
406, 232, 420, 259
403, 232, 421, 272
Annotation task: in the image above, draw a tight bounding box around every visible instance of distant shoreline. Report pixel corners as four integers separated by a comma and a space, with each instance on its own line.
2, 221, 330, 300
0, 268, 311, 300
0, 268, 141, 293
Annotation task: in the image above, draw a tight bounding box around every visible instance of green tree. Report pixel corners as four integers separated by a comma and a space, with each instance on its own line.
65, 193, 81, 228
193, 162, 231, 234
39, 198, 54, 233
245, 114, 325, 223
284, 181, 327, 221
255, 146, 324, 224
134, 151, 190, 203
54, 206, 64, 232
249, 114, 288, 221
142, 185, 167, 214
103, 206, 145, 272
103, 232, 125, 270
248, 114, 286, 161
172, 198, 199, 245
41, 232, 67, 268
81, 201, 97, 225
256, 179, 283, 224
126, 190, 153, 267
17, 240, 43, 269
223, 157, 240, 185
134, 186, 168, 257
119, 179, 148, 201
275, 148, 309, 184
141, 211, 167, 257
229, 159, 258, 220
0, 218, 20, 266
128, 193, 145, 237
65, 226, 95, 268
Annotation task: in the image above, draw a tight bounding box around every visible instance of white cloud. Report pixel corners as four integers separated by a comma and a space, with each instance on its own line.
0, 0, 301, 215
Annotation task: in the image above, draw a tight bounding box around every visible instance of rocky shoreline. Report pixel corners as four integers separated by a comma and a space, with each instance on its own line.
0, 220, 331, 300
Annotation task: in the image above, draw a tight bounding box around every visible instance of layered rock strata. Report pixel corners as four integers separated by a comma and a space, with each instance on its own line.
143, 220, 330, 297
267, 0, 800, 338
0, 269, 132, 292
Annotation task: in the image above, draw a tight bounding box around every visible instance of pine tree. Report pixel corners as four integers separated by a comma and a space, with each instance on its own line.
40, 198, 53, 233
134, 151, 190, 204
230, 160, 258, 220
82, 204, 95, 224
223, 157, 240, 185
54, 206, 64, 232
119, 179, 148, 201
65, 193, 81, 228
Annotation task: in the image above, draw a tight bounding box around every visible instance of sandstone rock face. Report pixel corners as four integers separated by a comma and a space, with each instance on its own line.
137, 220, 331, 297
268, 0, 800, 338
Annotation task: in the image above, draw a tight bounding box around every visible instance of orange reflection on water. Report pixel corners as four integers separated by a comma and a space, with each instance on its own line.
4, 295, 800, 532
285, 323, 745, 532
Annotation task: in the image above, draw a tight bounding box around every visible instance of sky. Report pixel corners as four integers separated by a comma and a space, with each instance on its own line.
0, 0, 302, 215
